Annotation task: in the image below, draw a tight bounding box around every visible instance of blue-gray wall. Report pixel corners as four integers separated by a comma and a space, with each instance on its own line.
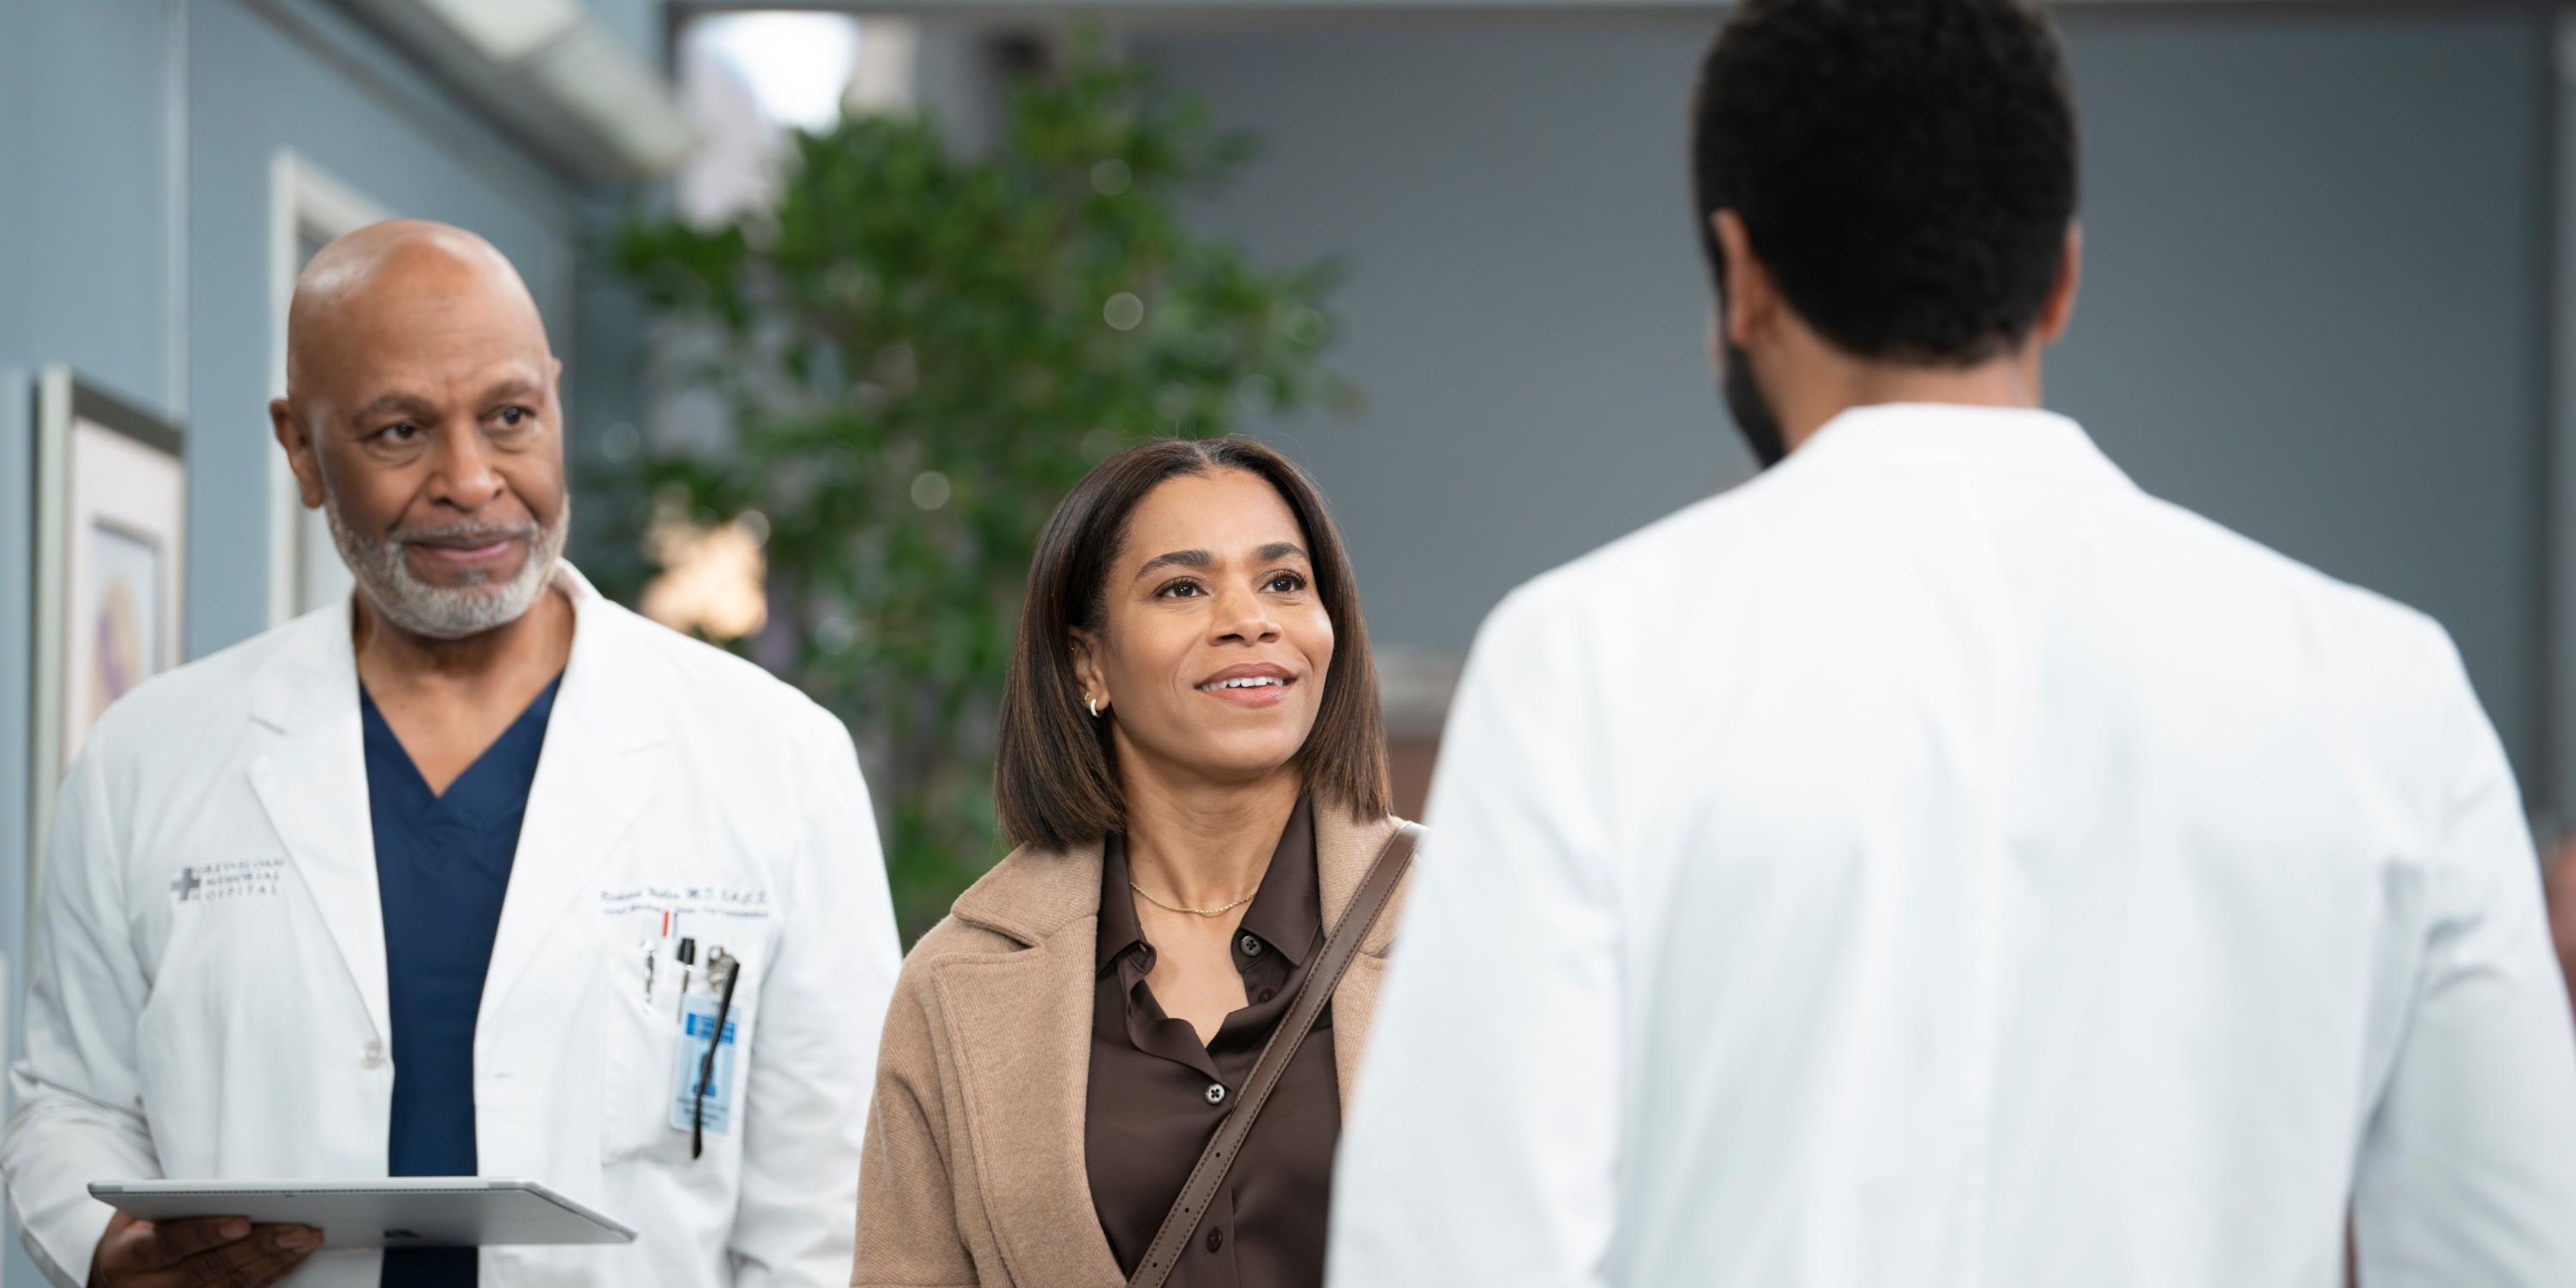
1140, 6, 2555, 803
1139, 14, 1729, 653
2056, 10, 2550, 808
0, 4, 187, 1277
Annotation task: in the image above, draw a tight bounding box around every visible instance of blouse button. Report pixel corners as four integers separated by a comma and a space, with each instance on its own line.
1239, 934, 1263, 957
1205, 1083, 1226, 1106
362, 1040, 387, 1069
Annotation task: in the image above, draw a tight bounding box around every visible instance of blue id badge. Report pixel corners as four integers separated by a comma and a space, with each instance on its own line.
668, 993, 740, 1136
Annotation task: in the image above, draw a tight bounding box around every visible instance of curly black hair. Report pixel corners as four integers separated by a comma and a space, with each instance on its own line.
1691, 0, 2079, 365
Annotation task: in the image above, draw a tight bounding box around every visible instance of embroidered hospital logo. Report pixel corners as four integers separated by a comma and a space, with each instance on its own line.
170, 858, 287, 904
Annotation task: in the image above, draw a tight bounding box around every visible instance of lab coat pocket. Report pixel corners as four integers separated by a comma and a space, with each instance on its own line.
600, 942, 764, 1163
601, 962, 687, 1163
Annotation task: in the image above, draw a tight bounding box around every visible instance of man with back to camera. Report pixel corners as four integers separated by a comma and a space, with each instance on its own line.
1327, 3, 2576, 1285
3, 220, 902, 1287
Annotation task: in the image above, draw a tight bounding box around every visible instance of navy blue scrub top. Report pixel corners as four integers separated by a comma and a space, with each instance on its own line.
362, 675, 561, 1288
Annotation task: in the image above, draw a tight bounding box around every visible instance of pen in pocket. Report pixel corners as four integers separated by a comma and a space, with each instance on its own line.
673, 937, 697, 1022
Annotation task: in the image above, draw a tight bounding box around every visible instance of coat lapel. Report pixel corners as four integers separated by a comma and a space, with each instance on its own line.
479, 567, 668, 1023
246, 600, 391, 1043
1315, 806, 1404, 1106
931, 809, 1410, 1284
938, 841, 1126, 1288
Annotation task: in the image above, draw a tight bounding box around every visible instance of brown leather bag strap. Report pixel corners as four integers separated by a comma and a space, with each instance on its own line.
1126, 821, 1423, 1288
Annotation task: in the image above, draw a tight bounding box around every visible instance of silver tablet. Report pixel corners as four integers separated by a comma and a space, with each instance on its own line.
87, 1179, 636, 1249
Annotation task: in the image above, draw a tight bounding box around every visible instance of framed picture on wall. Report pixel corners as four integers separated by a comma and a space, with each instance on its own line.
28, 366, 187, 881
268, 150, 386, 625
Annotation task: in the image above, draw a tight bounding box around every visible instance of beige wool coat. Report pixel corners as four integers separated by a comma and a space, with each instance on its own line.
851, 808, 1411, 1288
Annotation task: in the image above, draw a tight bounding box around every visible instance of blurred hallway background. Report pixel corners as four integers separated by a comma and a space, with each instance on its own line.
1, 2, 2567, 1272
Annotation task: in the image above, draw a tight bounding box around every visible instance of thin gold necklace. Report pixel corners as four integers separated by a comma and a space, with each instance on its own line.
1128, 882, 1257, 917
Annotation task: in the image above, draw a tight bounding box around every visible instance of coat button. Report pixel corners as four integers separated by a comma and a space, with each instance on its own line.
1206, 1227, 1224, 1253
1205, 1083, 1226, 1105
362, 1040, 386, 1069
1238, 934, 1263, 957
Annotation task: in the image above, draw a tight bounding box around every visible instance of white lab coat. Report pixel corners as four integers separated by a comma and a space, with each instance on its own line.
4, 564, 902, 1288
1329, 404, 2576, 1287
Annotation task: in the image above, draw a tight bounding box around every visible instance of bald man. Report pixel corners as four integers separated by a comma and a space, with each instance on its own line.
3, 221, 902, 1288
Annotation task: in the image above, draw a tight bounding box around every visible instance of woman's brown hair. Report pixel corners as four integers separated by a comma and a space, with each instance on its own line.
995, 437, 1391, 851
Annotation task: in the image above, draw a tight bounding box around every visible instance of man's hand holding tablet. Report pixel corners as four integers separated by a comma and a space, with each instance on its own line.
89, 1211, 320, 1287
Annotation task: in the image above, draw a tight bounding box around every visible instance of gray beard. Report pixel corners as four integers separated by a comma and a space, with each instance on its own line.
326, 493, 570, 640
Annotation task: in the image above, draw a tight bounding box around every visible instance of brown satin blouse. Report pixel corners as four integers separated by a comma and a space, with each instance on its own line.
1085, 798, 1340, 1288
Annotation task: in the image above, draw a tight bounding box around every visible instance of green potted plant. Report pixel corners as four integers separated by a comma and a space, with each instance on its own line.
600, 40, 1351, 938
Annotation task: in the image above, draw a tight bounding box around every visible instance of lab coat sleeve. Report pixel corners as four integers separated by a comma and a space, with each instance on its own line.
4, 742, 165, 1288
1326, 582, 1623, 1288
2351, 638, 2576, 1285
727, 708, 903, 1288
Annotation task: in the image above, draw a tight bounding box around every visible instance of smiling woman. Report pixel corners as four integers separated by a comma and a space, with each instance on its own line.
999, 438, 1388, 851
853, 437, 1417, 1288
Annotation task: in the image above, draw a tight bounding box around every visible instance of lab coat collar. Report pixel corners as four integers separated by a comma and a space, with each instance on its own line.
247, 594, 385, 1040
480, 565, 669, 1022
1782, 401, 2135, 487
245, 562, 668, 1043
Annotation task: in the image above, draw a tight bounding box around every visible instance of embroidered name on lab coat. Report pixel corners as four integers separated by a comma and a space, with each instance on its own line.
599, 886, 775, 921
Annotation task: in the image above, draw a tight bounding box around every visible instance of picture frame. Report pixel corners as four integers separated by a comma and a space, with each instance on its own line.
267, 151, 384, 625
29, 366, 187, 886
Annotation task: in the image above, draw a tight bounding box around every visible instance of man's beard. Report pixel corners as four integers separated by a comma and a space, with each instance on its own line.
326, 493, 570, 640
1722, 336, 1789, 470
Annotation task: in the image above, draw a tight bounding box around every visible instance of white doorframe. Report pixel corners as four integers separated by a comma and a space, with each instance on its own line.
267, 151, 392, 626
